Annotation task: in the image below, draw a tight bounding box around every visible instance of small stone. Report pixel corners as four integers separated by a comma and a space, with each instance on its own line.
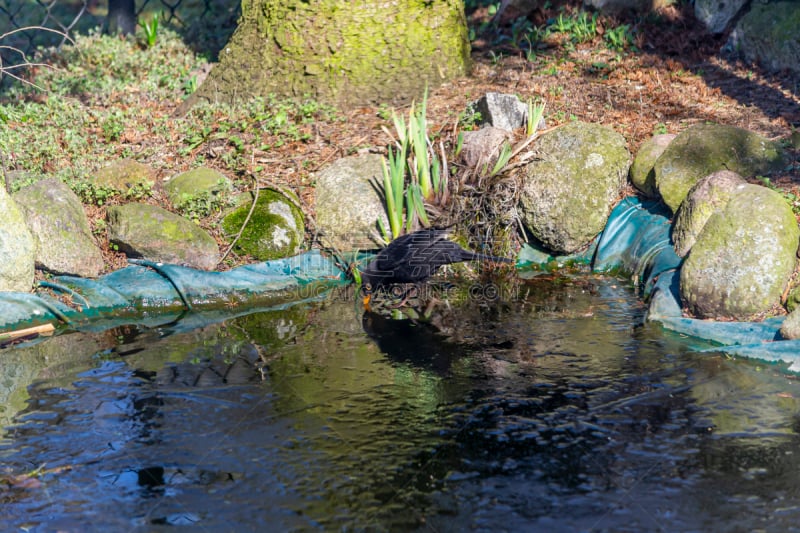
460, 127, 512, 170
470, 92, 530, 132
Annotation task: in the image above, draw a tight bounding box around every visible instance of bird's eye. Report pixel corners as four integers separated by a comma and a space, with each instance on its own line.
362, 283, 373, 293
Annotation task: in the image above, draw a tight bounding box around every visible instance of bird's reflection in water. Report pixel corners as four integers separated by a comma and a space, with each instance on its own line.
361, 310, 470, 375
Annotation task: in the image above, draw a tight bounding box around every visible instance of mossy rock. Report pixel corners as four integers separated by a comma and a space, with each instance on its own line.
0, 184, 35, 291
164, 167, 232, 207
221, 189, 305, 260
516, 121, 630, 254
107, 203, 220, 270
629, 134, 675, 198
679, 184, 799, 319
94, 159, 155, 194
314, 153, 388, 251
787, 286, 800, 314
13, 178, 104, 277
671, 170, 746, 258
654, 123, 785, 214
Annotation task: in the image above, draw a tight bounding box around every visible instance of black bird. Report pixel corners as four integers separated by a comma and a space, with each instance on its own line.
359, 228, 513, 305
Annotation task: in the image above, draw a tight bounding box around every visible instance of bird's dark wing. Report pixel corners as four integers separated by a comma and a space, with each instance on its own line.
375, 229, 451, 271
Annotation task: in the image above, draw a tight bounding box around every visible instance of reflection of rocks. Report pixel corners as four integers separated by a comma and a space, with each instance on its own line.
690, 358, 800, 436
155, 343, 263, 387
0, 331, 112, 429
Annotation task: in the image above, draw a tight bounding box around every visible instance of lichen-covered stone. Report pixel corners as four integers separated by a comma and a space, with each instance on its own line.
182, 0, 470, 110
221, 189, 304, 261
470, 93, 529, 132
680, 184, 799, 319
164, 167, 232, 208
107, 203, 220, 270
13, 178, 104, 277
727, 1, 800, 75
516, 121, 630, 254
629, 134, 675, 198
654, 123, 785, 214
314, 154, 389, 251
94, 159, 155, 193
0, 184, 35, 291
671, 170, 746, 258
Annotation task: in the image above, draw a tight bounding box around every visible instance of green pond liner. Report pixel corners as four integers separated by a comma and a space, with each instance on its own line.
0, 196, 797, 371
593, 197, 796, 371
0, 250, 348, 335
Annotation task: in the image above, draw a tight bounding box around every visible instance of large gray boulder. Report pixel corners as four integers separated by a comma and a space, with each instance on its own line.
726, 1, 800, 75
107, 203, 220, 270
671, 170, 747, 258
13, 178, 104, 277
629, 134, 675, 198
314, 154, 389, 251
516, 121, 630, 254
680, 184, 799, 320
654, 123, 785, 214
220, 188, 305, 261
0, 185, 35, 291
694, 0, 748, 34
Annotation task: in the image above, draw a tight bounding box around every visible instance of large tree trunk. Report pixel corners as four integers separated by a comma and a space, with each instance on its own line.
182, 0, 471, 110
105, 0, 137, 36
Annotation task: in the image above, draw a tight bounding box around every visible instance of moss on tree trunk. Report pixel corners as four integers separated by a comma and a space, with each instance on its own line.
184, 0, 471, 110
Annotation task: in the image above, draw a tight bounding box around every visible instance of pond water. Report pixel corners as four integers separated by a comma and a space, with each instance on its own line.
2, 275, 800, 531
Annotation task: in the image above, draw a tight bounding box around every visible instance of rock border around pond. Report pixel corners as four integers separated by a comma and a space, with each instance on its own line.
1, 90, 798, 369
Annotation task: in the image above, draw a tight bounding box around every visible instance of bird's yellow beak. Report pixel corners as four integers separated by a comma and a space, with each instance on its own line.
361, 283, 373, 311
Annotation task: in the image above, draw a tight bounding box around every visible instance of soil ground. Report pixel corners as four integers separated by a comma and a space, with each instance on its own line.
238, 2, 800, 217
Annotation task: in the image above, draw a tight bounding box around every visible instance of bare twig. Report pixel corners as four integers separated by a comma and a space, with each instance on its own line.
0, 26, 73, 90
218, 173, 260, 266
